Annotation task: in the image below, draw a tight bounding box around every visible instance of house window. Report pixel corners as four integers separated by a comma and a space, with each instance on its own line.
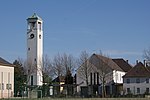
115, 73, 118, 81
6, 84, 12, 90
38, 22, 41, 31
136, 78, 140, 83
90, 73, 92, 85
34, 58, 36, 62
146, 78, 149, 83
94, 73, 96, 85
120, 73, 121, 81
137, 88, 140, 94
31, 75, 33, 86
39, 35, 41, 39
146, 88, 149, 94
2, 83, 4, 90
127, 88, 130, 94
127, 79, 130, 84
97, 72, 99, 85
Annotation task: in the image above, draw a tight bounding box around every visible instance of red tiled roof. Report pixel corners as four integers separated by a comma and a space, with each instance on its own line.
112, 59, 132, 72
123, 62, 150, 78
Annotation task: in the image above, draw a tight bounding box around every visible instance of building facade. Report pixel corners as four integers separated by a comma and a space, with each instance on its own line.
0, 57, 14, 98
123, 62, 150, 95
76, 54, 132, 97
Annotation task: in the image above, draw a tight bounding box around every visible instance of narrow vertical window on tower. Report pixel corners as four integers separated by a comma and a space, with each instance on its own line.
39, 35, 41, 39
38, 22, 41, 31
31, 75, 33, 86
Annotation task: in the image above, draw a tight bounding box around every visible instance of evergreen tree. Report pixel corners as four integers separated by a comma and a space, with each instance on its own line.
65, 70, 73, 84
13, 60, 26, 97
65, 70, 73, 96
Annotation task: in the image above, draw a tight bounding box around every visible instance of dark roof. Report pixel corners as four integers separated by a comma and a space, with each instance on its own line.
91, 54, 123, 71
52, 76, 65, 82
0, 57, 14, 67
27, 13, 42, 21
147, 67, 150, 72
123, 62, 150, 78
112, 59, 132, 72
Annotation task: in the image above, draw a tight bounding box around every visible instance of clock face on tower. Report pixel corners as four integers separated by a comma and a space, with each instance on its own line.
30, 34, 34, 39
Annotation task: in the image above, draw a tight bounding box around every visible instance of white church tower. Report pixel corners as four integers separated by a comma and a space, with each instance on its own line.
27, 13, 43, 86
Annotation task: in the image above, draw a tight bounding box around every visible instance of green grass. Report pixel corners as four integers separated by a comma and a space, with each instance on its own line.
1, 98, 150, 100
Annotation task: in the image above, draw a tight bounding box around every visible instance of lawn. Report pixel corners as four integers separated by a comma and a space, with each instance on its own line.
2, 98, 150, 100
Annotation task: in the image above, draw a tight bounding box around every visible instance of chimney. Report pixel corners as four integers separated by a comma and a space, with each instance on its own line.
143, 60, 148, 67
144, 60, 146, 67
126, 60, 128, 63
136, 60, 138, 64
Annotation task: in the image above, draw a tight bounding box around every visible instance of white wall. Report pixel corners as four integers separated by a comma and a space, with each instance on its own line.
113, 70, 125, 84
27, 18, 43, 86
123, 78, 150, 95
0, 65, 14, 98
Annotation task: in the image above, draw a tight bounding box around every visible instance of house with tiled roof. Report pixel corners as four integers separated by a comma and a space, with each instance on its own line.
76, 54, 132, 97
0, 57, 14, 98
123, 62, 150, 95
111, 59, 132, 95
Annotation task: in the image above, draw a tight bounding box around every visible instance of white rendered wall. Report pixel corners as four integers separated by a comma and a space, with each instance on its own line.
27, 18, 43, 86
113, 70, 125, 84
123, 78, 150, 95
0, 65, 14, 98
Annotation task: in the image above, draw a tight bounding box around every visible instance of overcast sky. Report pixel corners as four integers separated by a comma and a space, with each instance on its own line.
0, 0, 150, 65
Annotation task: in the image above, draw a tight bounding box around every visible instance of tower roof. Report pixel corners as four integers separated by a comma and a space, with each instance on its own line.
27, 13, 42, 21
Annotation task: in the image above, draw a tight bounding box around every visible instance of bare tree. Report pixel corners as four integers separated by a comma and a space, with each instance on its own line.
61, 53, 76, 75
52, 53, 65, 77
43, 55, 53, 83
52, 53, 76, 96
143, 47, 150, 60
16, 58, 31, 85
143, 47, 150, 66
18, 58, 42, 86
52, 53, 76, 77
77, 51, 92, 86
17, 54, 53, 87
